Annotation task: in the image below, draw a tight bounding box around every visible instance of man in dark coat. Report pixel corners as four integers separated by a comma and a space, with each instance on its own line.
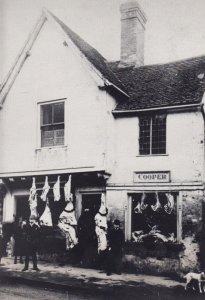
0, 223, 12, 264
13, 217, 23, 264
22, 216, 41, 271
77, 208, 97, 266
0, 224, 5, 264
106, 219, 124, 276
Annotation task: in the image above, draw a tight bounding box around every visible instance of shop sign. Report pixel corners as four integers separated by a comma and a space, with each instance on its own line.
134, 171, 170, 183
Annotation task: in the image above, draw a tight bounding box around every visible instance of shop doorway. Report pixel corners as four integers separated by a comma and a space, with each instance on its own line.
15, 196, 30, 221
81, 194, 101, 217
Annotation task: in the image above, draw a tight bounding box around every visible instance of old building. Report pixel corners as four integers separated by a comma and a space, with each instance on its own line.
0, 1, 205, 275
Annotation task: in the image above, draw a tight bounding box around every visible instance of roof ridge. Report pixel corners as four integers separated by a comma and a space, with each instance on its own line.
143, 55, 205, 70
108, 55, 205, 72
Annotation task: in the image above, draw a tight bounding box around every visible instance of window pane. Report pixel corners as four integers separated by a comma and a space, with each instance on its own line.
139, 117, 151, 155
42, 104, 52, 125
54, 129, 64, 146
152, 115, 166, 154
53, 102, 64, 124
41, 129, 54, 147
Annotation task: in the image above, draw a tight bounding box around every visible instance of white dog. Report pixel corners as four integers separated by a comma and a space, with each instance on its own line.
184, 272, 205, 293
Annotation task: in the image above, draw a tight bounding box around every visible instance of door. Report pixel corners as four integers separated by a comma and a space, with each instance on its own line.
81, 194, 101, 217
15, 196, 30, 221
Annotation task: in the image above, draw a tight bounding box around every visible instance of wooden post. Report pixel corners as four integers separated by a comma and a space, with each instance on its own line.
177, 192, 182, 242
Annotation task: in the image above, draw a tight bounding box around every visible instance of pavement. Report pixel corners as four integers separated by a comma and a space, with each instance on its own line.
0, 257, 185, 295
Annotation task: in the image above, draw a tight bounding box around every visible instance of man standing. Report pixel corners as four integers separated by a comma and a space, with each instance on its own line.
22, 215, 40, 271
0, 224, 5, 264
77, 207, 97, 266
0, 223, 12, 264
106, 219, 124, 276
13, 217, 24, 264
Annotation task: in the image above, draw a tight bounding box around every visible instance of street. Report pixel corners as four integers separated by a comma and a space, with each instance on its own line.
0, 278, 103, 300
0, 277, 204, 300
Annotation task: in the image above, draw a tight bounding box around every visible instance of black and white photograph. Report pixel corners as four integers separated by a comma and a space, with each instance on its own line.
0, 0, 205, 299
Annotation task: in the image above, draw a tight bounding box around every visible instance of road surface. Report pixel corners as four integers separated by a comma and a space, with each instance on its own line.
0, 277, 203, 300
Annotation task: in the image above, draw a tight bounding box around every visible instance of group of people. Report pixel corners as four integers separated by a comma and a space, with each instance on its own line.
77, 207, 124, 275
0, 215, 41, 271
0, 209, 125, 276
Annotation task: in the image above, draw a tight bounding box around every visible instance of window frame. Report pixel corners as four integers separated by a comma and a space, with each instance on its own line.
139, 114, 167, 156
126, 191, 182, 243
37, 98, 67, 149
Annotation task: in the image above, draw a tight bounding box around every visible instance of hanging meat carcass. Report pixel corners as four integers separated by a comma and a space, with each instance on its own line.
58, 196, 78, 250
94, 194, 108, 253
40, 176, 50, 202
53, 176, 61, 201
151, 192, 161, 211
140, 193, 148, 210
64, 175, 72, 202
164, 193, 175, 214
28, 177, 38, 218
134, 202, 143, 214
39, 199, 53, 227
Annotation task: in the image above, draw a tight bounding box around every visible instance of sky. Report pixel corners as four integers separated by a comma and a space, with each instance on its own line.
0, 0, 205, 82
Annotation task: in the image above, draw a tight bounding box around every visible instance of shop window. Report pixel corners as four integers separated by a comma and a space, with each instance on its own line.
139, 114, 166, 155
130, 192, 178, 244
41, 101, 64, 147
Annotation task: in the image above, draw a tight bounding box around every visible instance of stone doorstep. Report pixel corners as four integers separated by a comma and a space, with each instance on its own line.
0, 258, 184, 292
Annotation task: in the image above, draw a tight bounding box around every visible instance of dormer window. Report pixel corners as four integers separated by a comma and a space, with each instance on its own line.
40, 101, 64, 147
139, 114, 166, 155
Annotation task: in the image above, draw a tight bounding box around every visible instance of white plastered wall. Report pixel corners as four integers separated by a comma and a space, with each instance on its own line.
110, 110, 204, 185
0, 19, 117, 175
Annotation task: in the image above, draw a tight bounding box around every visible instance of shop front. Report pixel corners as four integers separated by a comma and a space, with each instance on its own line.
117, 170, 205, 275
1, 169, 204, 275
104, 167, 205, 275
1, 172, 108, 262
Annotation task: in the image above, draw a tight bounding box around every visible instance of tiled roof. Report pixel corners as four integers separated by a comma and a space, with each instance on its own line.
1, 9, 204, 111
109, 56, 205, 110
51, 13, 205, 110
51, 13, 126, 93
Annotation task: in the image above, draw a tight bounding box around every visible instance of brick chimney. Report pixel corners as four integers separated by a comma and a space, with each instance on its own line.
119, 1, 147, 68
